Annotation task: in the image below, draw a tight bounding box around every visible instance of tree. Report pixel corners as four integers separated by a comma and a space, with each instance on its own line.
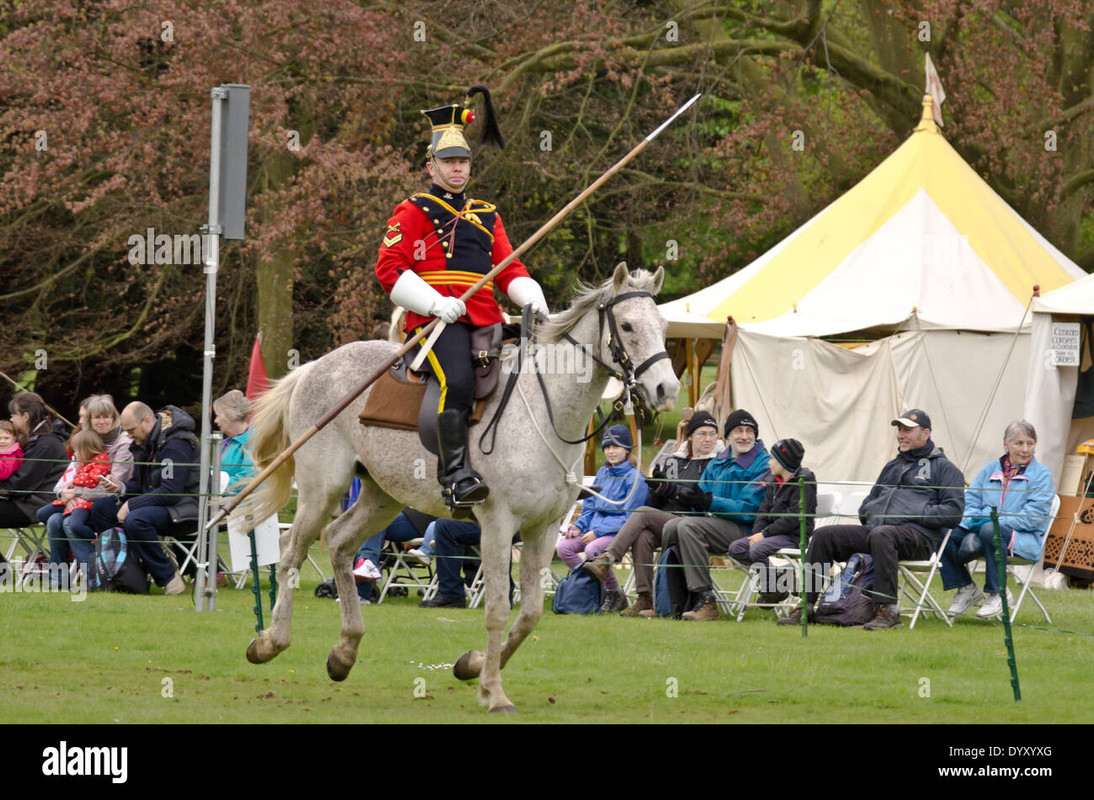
1, 0, 1089, 419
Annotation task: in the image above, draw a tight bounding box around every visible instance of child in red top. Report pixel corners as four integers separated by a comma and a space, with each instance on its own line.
39, 429, 111, 574
0, 420, 24, 481
54, 431, 111, 514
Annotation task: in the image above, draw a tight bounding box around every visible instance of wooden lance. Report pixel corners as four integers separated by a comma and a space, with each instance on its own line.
207, 92, 702, 532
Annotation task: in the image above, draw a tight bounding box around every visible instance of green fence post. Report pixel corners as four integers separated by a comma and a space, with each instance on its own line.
991, 507, 1021, 701
799, 475, 808, 638
248, 531, 264, 633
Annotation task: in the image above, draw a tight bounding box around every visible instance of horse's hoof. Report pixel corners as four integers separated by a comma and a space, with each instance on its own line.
453, 651, 480, 681
326, 653, 353, 682
489, 704, 517, 715
246, 639, 264, 664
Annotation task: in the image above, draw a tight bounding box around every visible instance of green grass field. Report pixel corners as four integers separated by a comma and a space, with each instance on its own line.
4, 548, 1092, 724
5, 366, 1091, 725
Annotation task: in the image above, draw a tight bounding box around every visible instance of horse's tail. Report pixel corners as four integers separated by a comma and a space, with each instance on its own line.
244, 363, 312, 523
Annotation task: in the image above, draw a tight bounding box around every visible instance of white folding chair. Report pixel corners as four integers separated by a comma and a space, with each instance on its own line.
377, 537, 434, 604
727, 491, 841, 621
964, 494, 1059, 624
5, 524, 50, 573
898, 529, 955, 629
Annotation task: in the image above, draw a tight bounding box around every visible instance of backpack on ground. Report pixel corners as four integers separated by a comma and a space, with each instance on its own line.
652, 545, 699, 619
551, 562, 605, 615
814, 552, 874, 626
89, 528, 150, 594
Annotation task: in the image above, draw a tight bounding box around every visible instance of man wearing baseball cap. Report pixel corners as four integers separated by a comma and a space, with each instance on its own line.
780, 408, 964, 630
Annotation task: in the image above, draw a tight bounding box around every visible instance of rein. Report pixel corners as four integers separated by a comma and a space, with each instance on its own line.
478, 289, 667, 508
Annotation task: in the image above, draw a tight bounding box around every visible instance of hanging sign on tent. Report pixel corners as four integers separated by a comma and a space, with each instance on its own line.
1051, 322, 1081, 366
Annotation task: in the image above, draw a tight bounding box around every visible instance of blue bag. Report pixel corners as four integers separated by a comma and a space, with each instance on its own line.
652, 544, 698, 618
89, 528, 150, 594
551, 562, 605, 615
814, 553, 874, 626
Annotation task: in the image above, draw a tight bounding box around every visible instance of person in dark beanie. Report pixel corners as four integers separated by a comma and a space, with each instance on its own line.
583, 410, 722, 617
729, 438, 817, 604
662, 408, 770, 621
557, 424, 647, 613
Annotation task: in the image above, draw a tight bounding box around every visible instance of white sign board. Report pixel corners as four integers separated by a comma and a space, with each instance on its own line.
227, 512, 281, 571
1051, 322, 1081, 366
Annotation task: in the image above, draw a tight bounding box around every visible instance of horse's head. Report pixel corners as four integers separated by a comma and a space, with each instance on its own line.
538, 262, 680, 412
597, 262, 680, 412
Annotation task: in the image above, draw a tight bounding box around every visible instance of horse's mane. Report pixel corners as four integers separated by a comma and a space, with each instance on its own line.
538, 268, 661, 344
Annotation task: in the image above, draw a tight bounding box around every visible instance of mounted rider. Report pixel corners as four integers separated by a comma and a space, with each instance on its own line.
375, 86, 549, 513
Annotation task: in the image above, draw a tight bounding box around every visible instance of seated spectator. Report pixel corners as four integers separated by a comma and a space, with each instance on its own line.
90, 402, 200, 595
84, 394, 134, 486
344, 508, 438, 604
780, 409, 964, 630
557, 424, 648, 613
0, 392, 68, 529
582, 410, 721, 617
40, 429, 112, 578
213, 390, 254, 494
0, 420, 24, 480
943, 420, 1055, 619
43, 394, 134, 579
418, 518, 519, 609
728, 438, 817, 603
662, 409, 771, 621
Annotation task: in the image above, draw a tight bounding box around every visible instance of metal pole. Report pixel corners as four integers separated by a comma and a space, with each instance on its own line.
194, 86, 227, 612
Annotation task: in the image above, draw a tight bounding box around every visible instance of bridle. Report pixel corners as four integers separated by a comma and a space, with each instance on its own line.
479, 289, 670, 454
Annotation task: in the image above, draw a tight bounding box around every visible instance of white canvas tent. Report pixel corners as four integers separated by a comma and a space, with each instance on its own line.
1026, 273, 1094, 483
660, 98, 1086, 483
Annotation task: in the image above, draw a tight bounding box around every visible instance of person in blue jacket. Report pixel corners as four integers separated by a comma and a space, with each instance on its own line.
557, 424, 648, 613
662, 409, 770, 621
213, 390, 254, 495
943, 420, 1055, 619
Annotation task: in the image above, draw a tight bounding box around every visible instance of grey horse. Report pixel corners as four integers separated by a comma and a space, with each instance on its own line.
242, 264, 679, 713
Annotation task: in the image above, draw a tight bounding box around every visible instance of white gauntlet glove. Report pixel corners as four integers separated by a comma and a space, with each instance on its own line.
390, 271, 466, 324
507, 276, 550, 317
429, 296, 466, 325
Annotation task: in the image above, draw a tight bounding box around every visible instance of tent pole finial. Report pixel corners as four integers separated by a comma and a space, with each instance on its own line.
914, 95, 940, 134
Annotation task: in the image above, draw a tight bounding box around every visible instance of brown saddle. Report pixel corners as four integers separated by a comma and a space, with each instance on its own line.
358, 323, 508, 455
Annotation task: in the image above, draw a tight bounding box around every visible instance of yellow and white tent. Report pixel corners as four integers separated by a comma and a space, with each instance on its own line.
662, 98, 1086, 483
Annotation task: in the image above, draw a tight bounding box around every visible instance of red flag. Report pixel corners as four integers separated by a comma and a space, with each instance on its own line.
246, 332, 269, 401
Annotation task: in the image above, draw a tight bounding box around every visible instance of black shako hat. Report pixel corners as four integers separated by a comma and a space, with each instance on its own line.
422, 85, 504, 159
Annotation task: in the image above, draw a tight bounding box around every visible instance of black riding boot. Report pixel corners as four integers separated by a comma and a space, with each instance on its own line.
436, 409, 489, 513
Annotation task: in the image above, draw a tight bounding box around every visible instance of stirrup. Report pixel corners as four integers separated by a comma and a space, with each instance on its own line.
443, 475, 490, 508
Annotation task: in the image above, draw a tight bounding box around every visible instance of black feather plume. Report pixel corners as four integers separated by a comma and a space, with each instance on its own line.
466, 85, 505, 149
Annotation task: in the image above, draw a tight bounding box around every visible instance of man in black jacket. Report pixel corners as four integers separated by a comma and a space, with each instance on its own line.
91, 402, 200, 595
779, 409, 965, 630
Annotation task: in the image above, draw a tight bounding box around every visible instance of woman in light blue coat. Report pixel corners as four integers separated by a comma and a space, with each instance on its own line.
943, 420, 1055, 619
214, 390, 254, 494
